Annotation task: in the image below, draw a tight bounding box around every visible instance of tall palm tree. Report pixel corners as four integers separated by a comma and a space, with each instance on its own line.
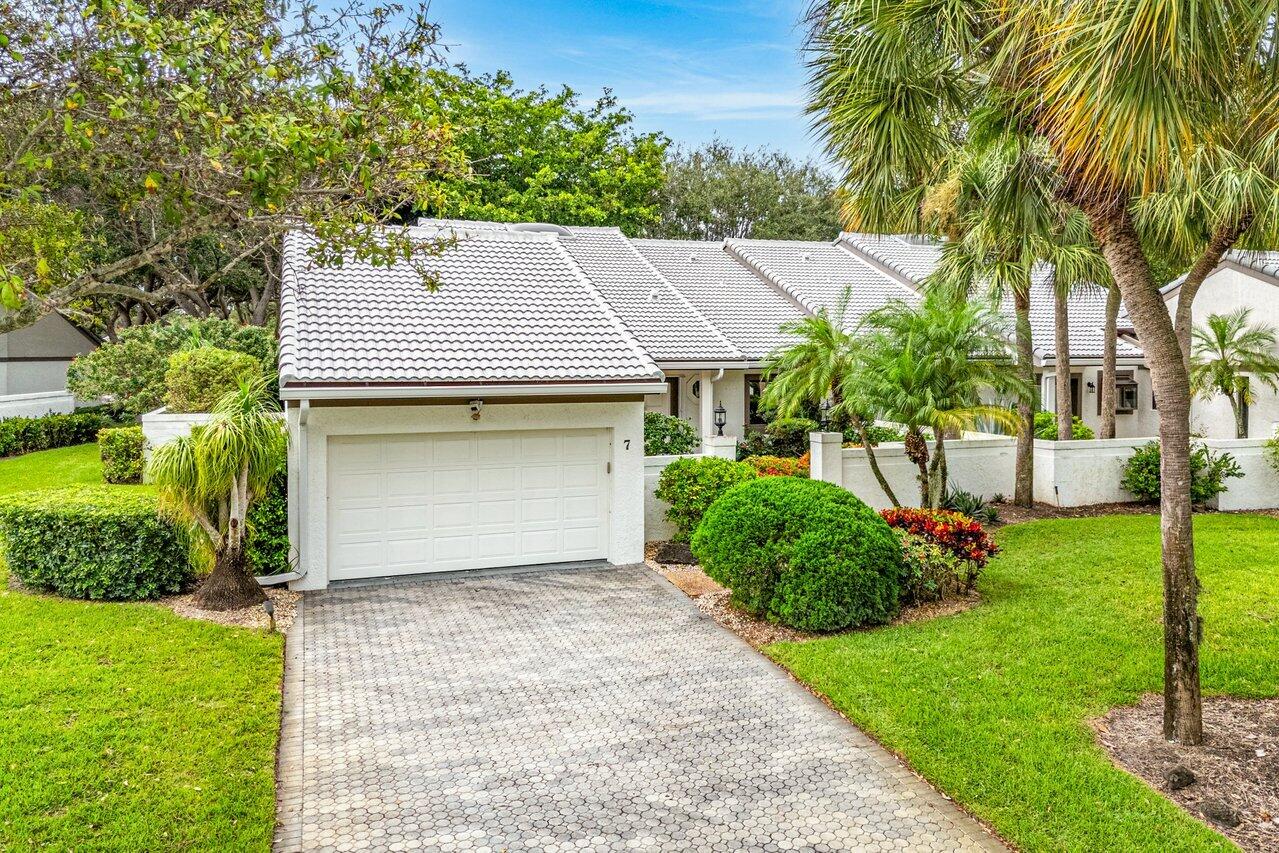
149, 377, 286, 610
1190, 308, 1279, 438
804, 0, 1279, 745
1100, 284, 1122, 438
761, 296, 901, 506
858, 289, 1029, 508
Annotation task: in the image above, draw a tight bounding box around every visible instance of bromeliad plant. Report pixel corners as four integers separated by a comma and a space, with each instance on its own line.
148, 378, 286, 611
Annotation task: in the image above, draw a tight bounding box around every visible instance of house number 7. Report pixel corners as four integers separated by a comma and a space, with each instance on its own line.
624, 439, 631, 450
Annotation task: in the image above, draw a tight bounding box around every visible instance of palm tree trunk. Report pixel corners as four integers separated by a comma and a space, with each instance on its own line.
1087, 199, 1202, 745
1100, 284, 1120, 439
1013, 292, 1035, 507
1173, 217, 1253, 367
193, 530, 266, 611
926, 433, 947, 509
1054, 286, 1073, 441
904, 426, 930, 507
853, 414, 899, 507
1232, 390, 1246, 439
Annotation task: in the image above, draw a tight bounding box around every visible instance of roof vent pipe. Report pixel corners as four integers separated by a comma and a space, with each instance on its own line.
508, 222, 573, 236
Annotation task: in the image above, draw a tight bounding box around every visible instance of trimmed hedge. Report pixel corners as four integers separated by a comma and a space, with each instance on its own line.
1033, 411, 1094, 440
643, 411, 699, 456
164, 347, 263, 413
692, 477, 904, 631
0, 411, 108, 458
0, 487, 192, 600
654, 456, 757, 542
246, 468, 289, 576
98, 426, 145, 484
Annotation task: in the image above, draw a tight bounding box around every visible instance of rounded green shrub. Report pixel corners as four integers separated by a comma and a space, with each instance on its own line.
0, 487, 192, 600
643, 411, 699, 456
691, 477, 904, 631
164, 347, 263, 413
654, 456, 757, 541
764, 417, 819, 457
98, 426, 145, 484
1033, 411, 1094, 440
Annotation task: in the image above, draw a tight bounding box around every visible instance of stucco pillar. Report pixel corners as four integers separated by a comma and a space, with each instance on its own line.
809, 431, 844, 487
703, 435, 737, 459
698, 370, 716, 439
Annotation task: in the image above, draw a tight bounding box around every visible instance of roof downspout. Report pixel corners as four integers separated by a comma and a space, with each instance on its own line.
261, 399, 310, 587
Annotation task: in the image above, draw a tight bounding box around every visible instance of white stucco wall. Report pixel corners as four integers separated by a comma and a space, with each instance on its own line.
140, 408, 216, 450
829, 436, 1019, 510
1169, 266, 1279, 439
288, 399, 647, 590
1032, 437, 1151, 506
0, 391, 75, 419
0, 313, 97, 396
1207, 439, 1279, 510
644, 453, 699, 541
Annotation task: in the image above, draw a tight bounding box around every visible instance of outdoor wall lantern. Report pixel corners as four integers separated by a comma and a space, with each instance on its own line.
1086, 381, 1097, 393
819, 397, 833, 427
713, 402, 727, 436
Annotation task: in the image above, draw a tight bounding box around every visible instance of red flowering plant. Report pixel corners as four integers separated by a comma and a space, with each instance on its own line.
879, 507, 998, 598
743, 454, 810, 477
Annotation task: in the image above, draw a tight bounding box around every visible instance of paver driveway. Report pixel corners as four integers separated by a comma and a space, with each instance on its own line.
275, 564, 1001, 852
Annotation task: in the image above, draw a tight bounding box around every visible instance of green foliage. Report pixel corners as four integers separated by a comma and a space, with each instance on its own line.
420, 69, 668, 233
67, 318, 278, 418
744, 455, 811, 477
650, 141, 842, 241
1033, 410, 1094, 440
97, 426, 144, 485
643, 411, 699, 456
1266, 430, 1279, 476
164, 347, 264, 414
691, 478, 903, 631
764, 418, 820, 458
654, 456, 757, 542
246, 468, 290, 576
0, 412, 108, 458
843, 424, 906, 446
1190, 308, 1279, 438
0, 487, 191, 600
943, 488, 1000, 524
1120, 441, 1245, 504
896, 533, 968, 604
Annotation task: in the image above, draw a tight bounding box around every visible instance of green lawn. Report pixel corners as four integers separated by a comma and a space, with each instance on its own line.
768, 514, 1279, 852
0, 444, 282, 851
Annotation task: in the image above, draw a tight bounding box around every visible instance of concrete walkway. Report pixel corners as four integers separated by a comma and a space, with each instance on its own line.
275, 565, 1002, 852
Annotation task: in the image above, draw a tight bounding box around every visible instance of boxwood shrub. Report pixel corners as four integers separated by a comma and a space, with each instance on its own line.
98, 426, 145, 484
691, 477, 904, 631
643, 411, 699, 456
164, 347, 263, 413
654, 456, 757, 542
0, 411, 108, 458
0, 487, 192, 600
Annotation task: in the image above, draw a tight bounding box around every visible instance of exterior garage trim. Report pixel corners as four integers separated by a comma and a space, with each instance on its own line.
288, 399, 645, 590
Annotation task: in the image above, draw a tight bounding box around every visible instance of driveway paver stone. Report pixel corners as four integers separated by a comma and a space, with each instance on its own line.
275, 564, 1003, 852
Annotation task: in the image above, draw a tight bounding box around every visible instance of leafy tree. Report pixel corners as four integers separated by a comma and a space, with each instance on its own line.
649, 141, 843, 241
0, 0, 466, 333
857, 291, 1028, 508
760, 297, 899, 506
418, 69, 667, 233
149, 378, 286, 611
805, 0, 1279, 744
1190, 308, 1279, 438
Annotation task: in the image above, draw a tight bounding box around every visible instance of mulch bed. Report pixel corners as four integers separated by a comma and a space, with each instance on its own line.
164, 585, 299, 633
1095, 694, 1279, 851
993, 500, 1158, 526
645, 542, 979, 648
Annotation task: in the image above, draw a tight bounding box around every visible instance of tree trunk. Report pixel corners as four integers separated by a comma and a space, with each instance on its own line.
1087, 198, 1202, 745
926, 433, 947, 509
193, 539, 265, 611
1231, 390, 1246, 439
853, 415, 899, 507
903, 426, 930, 506
1173, 217, 1253, 368
1100, 284, 1121, 439
1055, 286, 1074, 441
1013, 292, 1035, 507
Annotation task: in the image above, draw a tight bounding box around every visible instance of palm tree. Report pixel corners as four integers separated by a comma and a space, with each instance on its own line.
1190, 308, 1279, 438
1100, 284, 1122, 438
858, 289, 1029, 508
804, 0, 1279, 745
761, 297, 901, 506
149, 377, 286, 610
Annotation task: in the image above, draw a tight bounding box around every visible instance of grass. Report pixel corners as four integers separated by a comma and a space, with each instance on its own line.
768, 514, 1279, 852
0, 444, 282, 851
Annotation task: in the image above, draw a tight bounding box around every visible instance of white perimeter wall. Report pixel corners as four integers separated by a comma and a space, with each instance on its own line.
289, 400, 646, 590
644, 453, 699, 541
140, 408, 216, 451
1032, 438, 1152, 506
829, 436, 1019, 511
0, 391, 75, 419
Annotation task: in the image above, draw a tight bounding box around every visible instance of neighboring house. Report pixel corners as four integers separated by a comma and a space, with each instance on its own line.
1163, 251, 1279, 439
279, 219, 1167, 588
0, 312, 98, 417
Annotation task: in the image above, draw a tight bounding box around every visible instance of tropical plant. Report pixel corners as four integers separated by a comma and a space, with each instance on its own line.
1266, 428, 1279, 476
1033, 411, 1094, 441
642, 412, 700, 456
1120, 441, 1244, 505
760, 301, 900, 505
1189, 308, 1279, 438
942, 488, 1000, 525
148, 378, 286, 610
856, 290, 1030, 508
804, 0, 1279, 745
743, 455, 810, 477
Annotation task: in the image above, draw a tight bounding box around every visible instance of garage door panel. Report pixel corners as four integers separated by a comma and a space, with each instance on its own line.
328, 429, 610, 580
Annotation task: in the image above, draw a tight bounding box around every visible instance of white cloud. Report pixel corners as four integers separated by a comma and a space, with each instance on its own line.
623, 89, 804, 120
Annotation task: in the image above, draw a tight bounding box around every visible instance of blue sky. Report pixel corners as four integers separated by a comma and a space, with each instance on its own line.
428, 0, 820, 160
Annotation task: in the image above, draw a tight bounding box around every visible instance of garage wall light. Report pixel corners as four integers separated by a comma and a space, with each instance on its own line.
469, 399, 484, 420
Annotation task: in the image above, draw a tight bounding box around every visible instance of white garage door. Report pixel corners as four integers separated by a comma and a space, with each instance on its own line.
327, 429, 610, 580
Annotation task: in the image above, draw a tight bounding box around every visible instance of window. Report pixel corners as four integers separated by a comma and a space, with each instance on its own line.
745, 374, 768, 427
665, 377, 680, 416
1115, 371, 1138, 414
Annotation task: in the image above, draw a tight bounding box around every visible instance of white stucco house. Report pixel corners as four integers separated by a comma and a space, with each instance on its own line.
0, 312, 99, 418
278, 219, 1178, 588
1163, 251, 1279, 439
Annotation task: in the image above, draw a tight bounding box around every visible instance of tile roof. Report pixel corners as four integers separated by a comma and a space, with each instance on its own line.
841, 234, 1142, 361
557, 227, 742, 362
277, 228, 661, 386
631, 239, 807, 359
724, 238, 922, 327
1162, 249, 1279, 294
